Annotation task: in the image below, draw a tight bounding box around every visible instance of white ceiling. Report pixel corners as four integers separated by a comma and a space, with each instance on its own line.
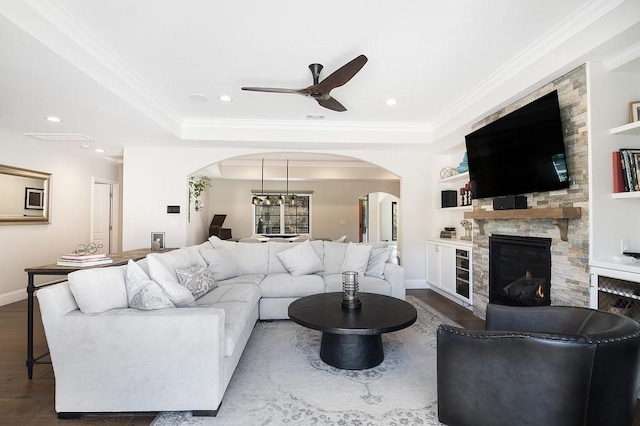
1, 0, 639, 173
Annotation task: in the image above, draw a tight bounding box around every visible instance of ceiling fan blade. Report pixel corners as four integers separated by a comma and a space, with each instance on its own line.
316, 97, 347, 112
241, 87, 303, 94
313, 55, 368, 93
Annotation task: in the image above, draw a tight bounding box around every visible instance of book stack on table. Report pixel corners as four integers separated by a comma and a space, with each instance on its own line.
56, 253, 113, 267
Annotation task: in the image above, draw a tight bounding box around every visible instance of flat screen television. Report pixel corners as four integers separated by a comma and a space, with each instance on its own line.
465, 90, 570, 200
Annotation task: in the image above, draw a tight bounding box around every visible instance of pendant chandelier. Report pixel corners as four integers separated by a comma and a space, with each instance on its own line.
251, 158, 297, 206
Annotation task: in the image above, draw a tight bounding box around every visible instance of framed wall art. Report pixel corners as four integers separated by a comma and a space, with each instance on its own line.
24, 187, 44, 210
151, 232, 165, 251
630, 100, 640, 123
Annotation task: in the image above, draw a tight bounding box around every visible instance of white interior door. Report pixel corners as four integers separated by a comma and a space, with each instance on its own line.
92, 182, 112, 254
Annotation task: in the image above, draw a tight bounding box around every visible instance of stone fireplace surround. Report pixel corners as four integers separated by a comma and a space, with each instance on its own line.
468, 65, 590, 319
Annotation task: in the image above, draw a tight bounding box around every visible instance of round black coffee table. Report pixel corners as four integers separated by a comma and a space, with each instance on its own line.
288, 292, 417, 370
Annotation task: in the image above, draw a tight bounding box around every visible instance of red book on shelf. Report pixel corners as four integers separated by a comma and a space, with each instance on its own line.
613, 151, 626, 193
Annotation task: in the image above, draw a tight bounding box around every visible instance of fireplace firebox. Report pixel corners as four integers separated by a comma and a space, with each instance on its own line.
489, 234, 551, 307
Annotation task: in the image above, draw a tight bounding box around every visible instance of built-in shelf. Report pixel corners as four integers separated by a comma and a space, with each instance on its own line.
464, 207, 581, 241
438, 171, 469, 184
612, 191, 640, 199
610, 121, 640, 136
437, 205, 473, 212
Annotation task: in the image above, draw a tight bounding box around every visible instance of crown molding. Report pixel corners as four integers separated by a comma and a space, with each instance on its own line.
181, 117, 431, 132
2, 0, 183, 135
180, 118, 432, 144
429, 0, 628, 132
604, 41, 640, 71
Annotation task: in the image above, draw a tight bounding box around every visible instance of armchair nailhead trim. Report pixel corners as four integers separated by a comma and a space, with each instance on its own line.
438, 324, 640, 344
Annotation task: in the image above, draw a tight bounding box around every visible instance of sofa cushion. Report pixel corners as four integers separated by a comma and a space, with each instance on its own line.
197, 283, 261, 307
276, 240, 324, 276
365, 246, 394, 279
208, 236, 269, 275
266, 242, 294, 274
147, 256, 197, 307
197, 283, 261, 357
201, 301, 253, 357
217, 273, 265, 287
199, 245, 242, 281
68, 265, 128, 314
322, 241, 348, 275
125, 260, 175, 310
341, 242, 372, 274
175, 265, 217, 299
148, 247, 206, 272
323, 273, 392, 296
260, 273, 325, 298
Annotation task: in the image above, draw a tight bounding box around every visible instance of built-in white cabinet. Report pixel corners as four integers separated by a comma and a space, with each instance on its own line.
426, 238, 473, 308
587, 61, 640, 309
590, 261, 640, 320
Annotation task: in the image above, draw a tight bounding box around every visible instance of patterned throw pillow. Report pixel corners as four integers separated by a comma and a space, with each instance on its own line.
365, 247, 393, 279
175, 265, 217, 299
125, 260, 175, 310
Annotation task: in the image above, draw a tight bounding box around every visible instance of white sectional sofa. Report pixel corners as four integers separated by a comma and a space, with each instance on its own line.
36, 237, 404, 417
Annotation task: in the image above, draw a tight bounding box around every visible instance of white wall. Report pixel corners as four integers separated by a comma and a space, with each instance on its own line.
0, 134, 120, 305
122, 146, 433, 288
370, 192, 399, 242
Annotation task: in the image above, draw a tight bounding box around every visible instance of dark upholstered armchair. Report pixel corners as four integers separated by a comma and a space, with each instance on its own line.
437, 304, 640, 426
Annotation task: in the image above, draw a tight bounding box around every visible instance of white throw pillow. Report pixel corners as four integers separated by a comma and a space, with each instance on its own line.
147, 256, 197, 307
68, 265, 128, 314
175, 265, 217, 299
340, 243, 373, 275
365, 247, 393, 279
199, 246, 242, 281
125, 260, 175, 310
276, 240, 325, 277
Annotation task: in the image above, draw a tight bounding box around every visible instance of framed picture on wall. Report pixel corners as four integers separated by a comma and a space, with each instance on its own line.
630, 100, 640, 123
24, 187, 44, 210
151, 232, 165, 251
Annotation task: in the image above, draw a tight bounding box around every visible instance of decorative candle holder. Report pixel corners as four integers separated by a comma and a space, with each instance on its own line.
342, 271, 361, 310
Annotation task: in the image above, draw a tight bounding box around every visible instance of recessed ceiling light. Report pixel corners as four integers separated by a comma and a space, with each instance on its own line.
218, 95, 232, 102
94, 148, 105, 153
385, 99, 397, 106
80, 144, 91, 149
45, 116, 62, 122
188, 94, 209, 102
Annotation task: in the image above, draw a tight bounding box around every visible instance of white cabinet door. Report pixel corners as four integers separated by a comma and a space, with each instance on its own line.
426, 242, 441, 287
440, 245, 456, 294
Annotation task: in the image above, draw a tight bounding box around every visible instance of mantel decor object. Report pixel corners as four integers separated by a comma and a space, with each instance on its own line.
342, 271, 361, 310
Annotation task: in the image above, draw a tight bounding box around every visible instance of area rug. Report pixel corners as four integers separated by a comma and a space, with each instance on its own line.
152, 296, 456, 426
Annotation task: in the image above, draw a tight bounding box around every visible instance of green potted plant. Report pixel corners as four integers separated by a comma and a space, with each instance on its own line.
188, 176, 211, 220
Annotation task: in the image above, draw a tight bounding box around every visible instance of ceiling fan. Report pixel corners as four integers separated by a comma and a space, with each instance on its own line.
241, 54, 368, 112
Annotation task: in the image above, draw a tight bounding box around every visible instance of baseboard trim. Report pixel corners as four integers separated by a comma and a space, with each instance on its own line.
405, 279, 427, 289
0, 289, 26, 307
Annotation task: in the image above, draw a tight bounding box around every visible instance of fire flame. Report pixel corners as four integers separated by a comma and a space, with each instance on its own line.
536, 283, 544, 299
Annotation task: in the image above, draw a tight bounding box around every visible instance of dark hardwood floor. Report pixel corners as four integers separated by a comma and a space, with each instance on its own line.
0, 289, 637, 425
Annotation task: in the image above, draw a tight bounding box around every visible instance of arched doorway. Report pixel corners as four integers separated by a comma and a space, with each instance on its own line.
185, 153, 400, 245
359, 192, 399, 243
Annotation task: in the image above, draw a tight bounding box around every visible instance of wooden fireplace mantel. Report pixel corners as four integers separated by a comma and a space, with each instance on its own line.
463, 207, 581, 241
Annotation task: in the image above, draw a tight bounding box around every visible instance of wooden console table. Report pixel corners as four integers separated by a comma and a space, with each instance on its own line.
24, 248, 171, 379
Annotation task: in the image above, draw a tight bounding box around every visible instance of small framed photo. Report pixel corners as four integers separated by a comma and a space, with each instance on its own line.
630, 100, 640, 123
24, 187, 44, 210
151, 232, 165, 251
